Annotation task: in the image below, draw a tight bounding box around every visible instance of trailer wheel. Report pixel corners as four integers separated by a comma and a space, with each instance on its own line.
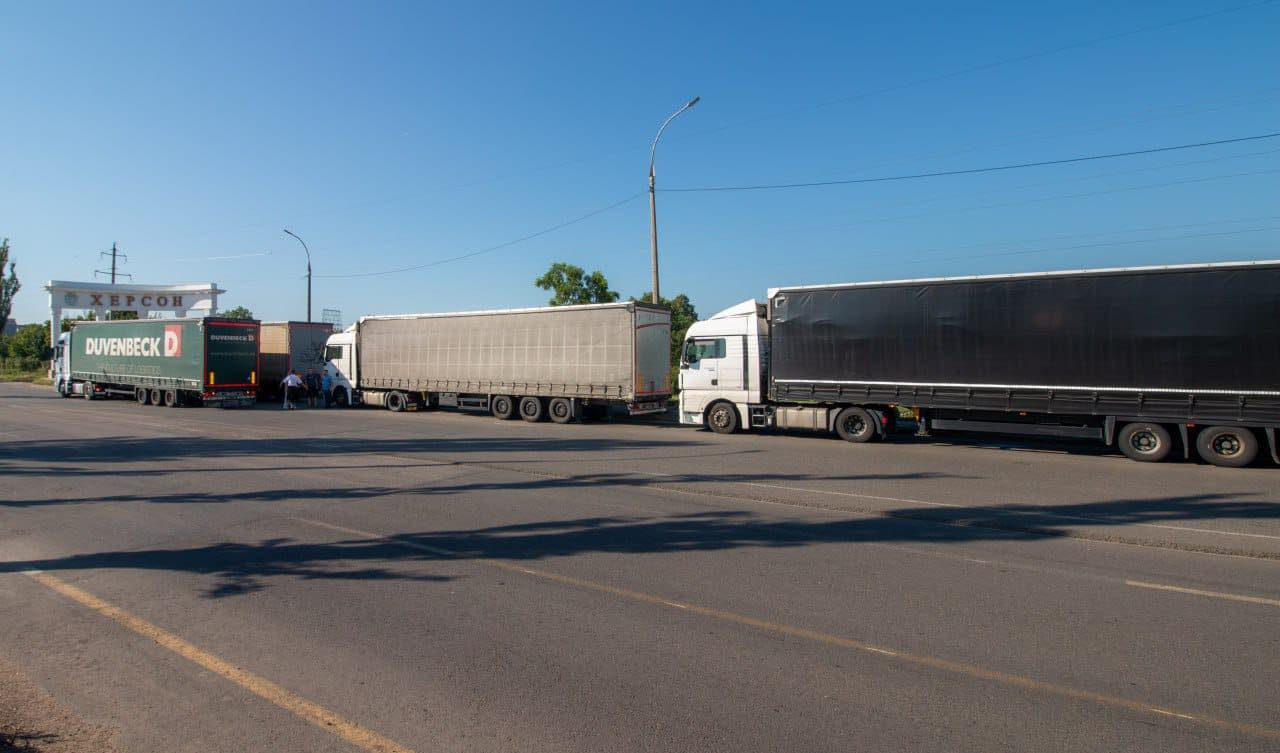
163, 389, 180, 408
136, 387, 151, 405
149, 388, 164, 406
834, 407, 877, 443
1117, 422, 1172, 462
706, 401, 739, 434
1195, 426, 1259, 467
519, 396, 545, 422
490, 395, 516, 420
386, 391, 408, 413
548, 398, 574, 424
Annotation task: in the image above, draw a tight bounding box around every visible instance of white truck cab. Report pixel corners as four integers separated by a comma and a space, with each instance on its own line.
678, 300, 768, 432
323, 327, 358, 406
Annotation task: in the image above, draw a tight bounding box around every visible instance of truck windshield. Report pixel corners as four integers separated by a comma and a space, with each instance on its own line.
325, 345, 344, 360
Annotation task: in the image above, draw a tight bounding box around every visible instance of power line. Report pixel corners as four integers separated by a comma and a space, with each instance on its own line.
663, 132, 1280, 192
315, 193, 645, 279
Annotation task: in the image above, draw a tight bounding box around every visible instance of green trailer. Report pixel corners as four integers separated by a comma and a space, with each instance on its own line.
52, 317, 261, 407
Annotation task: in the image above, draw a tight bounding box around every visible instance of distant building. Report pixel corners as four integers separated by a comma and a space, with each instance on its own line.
2, 319, 16, 336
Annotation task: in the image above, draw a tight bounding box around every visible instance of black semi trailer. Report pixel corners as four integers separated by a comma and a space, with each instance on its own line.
680, 260, 1280, 467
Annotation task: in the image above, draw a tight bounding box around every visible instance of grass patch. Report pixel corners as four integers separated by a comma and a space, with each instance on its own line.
0, 363, 50, 385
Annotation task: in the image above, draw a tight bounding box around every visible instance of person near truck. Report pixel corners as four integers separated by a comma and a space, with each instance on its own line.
281, 370, 304, 410
321, 369, 333, 408
304, 368, 322, 408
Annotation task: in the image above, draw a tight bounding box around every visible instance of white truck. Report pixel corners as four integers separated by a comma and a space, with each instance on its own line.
324, 301, 672, 422
678, 261, 1280, 467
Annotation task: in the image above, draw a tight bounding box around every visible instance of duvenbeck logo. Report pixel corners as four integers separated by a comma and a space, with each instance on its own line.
83, 326, 182, 358
164, 325, 182, 357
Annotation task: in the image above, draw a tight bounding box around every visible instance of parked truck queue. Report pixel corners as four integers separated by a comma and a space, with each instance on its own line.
50, 259, 1280, 468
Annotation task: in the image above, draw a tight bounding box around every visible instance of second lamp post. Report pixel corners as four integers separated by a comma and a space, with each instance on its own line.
648, 96, 700, 305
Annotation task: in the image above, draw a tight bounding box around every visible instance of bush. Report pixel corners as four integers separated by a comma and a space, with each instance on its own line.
6, 324, 50, 361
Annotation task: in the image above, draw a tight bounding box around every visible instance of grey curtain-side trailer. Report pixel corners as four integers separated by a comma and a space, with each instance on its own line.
324, 301, 672, 422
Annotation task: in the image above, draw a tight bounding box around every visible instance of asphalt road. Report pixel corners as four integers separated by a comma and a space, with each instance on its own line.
1, 381, 1278, 752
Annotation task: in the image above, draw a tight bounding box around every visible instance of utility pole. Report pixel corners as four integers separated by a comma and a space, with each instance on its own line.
96, 242, 131, 284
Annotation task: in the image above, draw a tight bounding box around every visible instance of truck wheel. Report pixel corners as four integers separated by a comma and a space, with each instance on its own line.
164, 389, 179, 408
386, 391, 408, 412
491, 395, 516, 420
548, 397, 574, 424
834, 407, 877, 443
83, 381, 94, 400
519, 396, 545, 422
331, 388, 349, 408
136, 387, 151, 405
706, 402, 739, 434
1117, 422, 1172, 462
1195, 426, 1258, 467
149, 388, 164, 406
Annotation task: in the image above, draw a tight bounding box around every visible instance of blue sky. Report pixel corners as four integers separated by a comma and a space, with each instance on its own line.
3, 1, 1278, 326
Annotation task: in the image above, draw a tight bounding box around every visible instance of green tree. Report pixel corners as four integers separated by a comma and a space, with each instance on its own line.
8, 323, 51, 361
61, 312, 97, 333
632, 292, 698, 392
222, 305, 254, 319
535, 262, 619, 306
107, 310, 138, 321
0, 238, 19, 327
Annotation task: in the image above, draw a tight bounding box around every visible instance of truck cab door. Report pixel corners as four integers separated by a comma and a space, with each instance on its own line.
679, 337, 726, 412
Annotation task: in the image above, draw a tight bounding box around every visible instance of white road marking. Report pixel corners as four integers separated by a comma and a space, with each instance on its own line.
1125, 580, 1280, 607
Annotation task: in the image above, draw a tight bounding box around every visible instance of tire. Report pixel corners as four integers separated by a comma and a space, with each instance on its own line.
1195, 426, 1259, 468
706, 401, 739, 434
149, 388, 164, 406
386, 391, 407, 413
519, 396, 545, 423
164, 389, 179, 408
331, 388, 349, 408
83, 381, 94, 400
1117, 422, 1172, 463
136, 387, 151, 405
548, 397, 574, 424
490, 394, 516, 420
834, 407, 877, 443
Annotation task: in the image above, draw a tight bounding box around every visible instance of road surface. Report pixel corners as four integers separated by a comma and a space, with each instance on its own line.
1, 382, 1277, 752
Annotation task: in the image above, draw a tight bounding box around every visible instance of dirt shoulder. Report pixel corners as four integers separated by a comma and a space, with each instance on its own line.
0, 653, 121, 753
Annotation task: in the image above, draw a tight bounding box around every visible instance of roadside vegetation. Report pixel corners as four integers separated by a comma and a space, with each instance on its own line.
536, 262, 697, 393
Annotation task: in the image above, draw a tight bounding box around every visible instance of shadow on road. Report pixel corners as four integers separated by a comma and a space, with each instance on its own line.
2, 491, 1276, 598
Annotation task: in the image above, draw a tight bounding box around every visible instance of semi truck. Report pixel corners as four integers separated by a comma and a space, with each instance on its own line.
678, 260, 1280, 467
324, 301, 671, 421
52, 317, 261, 407
258, 321, 334, 398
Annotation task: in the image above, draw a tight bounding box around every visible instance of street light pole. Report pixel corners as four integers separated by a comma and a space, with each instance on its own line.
282, 229, 312, 322
648, 96, 700, 305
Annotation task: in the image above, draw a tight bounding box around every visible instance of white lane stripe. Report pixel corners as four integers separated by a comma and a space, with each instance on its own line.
634, 471, 1280, 541
1125, 580, 1280, 607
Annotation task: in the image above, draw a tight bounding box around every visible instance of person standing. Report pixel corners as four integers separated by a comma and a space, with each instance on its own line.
321, 368, 334, 408
281, 370, 303, 410
304, 368, 322, 408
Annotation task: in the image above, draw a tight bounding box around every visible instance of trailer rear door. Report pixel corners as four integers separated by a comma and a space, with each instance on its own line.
205, 321, 260, 389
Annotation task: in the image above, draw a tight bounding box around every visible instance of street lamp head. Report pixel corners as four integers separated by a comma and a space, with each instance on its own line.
687, 96, 701, 108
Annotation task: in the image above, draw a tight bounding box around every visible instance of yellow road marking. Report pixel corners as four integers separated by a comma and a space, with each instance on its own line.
1125, 579, 1280, 607
296, 518, 1280, 741
23, 570, 417, 753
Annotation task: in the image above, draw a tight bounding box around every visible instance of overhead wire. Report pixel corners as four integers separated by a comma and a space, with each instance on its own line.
314, 193, 645, 279
663, 132, 1280, 192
